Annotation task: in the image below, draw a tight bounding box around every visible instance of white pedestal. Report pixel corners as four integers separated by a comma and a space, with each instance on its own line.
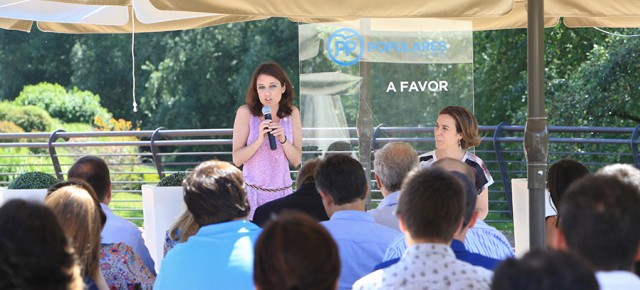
141, 185, 185, 273
511, 178, 530, 257
0, 188, 48, 206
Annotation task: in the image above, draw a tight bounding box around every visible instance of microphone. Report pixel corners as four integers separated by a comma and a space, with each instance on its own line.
261, 106, 277, 150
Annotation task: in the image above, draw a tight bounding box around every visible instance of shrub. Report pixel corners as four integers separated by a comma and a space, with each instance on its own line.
8, 171, 59, 189
0, 121, 25, 143
157, 172, 188, 187
0, 102, 53, 132
15, 82, 112, 124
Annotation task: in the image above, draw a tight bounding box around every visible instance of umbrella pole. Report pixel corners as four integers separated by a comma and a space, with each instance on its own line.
358, 19, 374, 210
525, 0, 549, 250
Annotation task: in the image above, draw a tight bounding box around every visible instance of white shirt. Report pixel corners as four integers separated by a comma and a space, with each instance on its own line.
353, 243, 492, 290
101, 203, 156, 274
596, 270, 640, 290
545, 189, 557, 217
367, 191, 400, 230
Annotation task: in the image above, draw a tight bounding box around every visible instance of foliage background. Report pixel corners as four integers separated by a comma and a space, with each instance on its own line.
1, 20, 639, 129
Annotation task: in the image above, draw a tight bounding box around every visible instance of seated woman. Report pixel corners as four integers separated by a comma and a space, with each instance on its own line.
47, 180, 155, 289
100, 242, 155, 289
0, 199, 83, 290
163, 209, 199, 256
46, 180, 110, 290
545, 160, 589, 248
254, 211, 340, 290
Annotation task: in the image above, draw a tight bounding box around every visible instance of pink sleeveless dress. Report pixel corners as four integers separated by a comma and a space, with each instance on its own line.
244, 114, 294, 218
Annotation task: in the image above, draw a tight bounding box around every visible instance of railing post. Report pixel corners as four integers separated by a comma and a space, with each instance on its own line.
631, 124, 640, 168
150, 127, 167, 179
492, 122, 513, 218
372, 123, 387, 150
48, 129, 68, 181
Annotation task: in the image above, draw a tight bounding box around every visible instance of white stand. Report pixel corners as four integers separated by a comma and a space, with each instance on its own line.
0, 188, 48, 206
511, 178, 530, 257
141, 185, 185, 273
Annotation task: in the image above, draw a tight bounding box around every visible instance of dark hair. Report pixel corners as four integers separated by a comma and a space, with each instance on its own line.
183, 160, 249, 226
547, 159, 589, 213
315, 155, 368, 205
67, 156, 111, 202
324, 141, 353, 158
296, 158, 321, 188
373, 142, 418, 193
491, 249, 599, 290
245, 62, 294, 119
438, 106, 480, 149
254, 211, 340, 290
0, 200, 81, 290
559, 174, 640, 271
396, 168, 465, 242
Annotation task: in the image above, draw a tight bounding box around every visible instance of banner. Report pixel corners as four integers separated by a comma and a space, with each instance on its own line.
299, 18, 473, 155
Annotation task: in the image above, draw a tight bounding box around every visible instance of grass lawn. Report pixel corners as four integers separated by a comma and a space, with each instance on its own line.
110, 192, 144, 227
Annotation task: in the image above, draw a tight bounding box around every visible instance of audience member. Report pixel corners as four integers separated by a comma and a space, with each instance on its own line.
45, 182, 110, 290
353, 168, 492, 289
383, 158, 513, 263
163, 208, 199, 256
323, 140, 354, 158
367, 142, 418, 230
556, 174, 640, 290
254, 211, 340, 290
67, 156, 155, 274
491, 249, 599, 290
596, 163, 640, 189
595, 163, 640, 277
48, 179, 155, 289
0, 199, 83, 290
154, 160, 261, 290
376, 168, 501, 271
316, 154, 399, 290
253, 158, 328, 226
545, 159, 589, 248
435, 158, 513, 259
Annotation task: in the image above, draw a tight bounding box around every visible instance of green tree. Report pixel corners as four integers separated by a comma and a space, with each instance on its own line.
549, 34, 640, 126
0, 29, 77, 100
141, 18, 298, 130
69, 33, 169, 121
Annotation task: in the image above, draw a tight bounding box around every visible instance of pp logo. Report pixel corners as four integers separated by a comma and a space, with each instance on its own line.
327, 28, 364, 66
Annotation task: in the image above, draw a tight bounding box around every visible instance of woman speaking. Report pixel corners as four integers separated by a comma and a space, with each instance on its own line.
232, 62, 302, 218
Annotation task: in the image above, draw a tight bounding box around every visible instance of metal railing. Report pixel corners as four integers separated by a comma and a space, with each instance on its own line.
1, 124, 639, 226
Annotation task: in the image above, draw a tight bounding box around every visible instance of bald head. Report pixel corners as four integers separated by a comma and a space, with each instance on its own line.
433, 158, 475, 185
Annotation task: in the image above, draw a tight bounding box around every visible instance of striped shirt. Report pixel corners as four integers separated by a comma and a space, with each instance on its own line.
383, 220, 514, 262
464, 219, 514, 260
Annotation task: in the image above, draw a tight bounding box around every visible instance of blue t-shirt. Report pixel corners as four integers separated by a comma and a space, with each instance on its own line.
154, 220, 262, 290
